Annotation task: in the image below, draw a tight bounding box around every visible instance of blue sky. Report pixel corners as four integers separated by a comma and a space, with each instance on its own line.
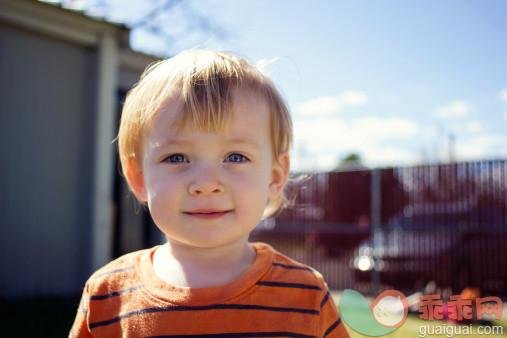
58, 0, 507, 171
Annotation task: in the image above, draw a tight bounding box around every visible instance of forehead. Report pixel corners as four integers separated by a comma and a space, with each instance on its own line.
147, 88, 271, 146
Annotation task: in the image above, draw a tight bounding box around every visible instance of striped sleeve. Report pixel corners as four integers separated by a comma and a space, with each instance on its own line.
319, 285, 350, 338
268, 252, 350, 337
69, 282, 92, 338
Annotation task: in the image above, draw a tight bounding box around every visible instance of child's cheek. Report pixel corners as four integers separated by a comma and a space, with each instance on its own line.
146, 176, 180, 212
234, 170, 270, 195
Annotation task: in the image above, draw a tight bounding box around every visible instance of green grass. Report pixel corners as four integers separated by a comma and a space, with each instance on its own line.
344, 314, 507, 337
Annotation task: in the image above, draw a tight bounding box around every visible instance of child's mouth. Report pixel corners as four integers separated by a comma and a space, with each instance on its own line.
183, 210, 231, 219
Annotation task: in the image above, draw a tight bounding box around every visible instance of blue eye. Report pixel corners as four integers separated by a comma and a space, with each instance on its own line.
166, 154, 188, 163
227, 154, 247, 163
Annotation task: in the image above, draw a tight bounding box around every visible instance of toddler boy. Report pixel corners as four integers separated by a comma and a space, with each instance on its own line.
70, 50, 349, 337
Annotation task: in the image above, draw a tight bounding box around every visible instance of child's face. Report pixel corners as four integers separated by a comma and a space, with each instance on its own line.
129, 87, 289, 249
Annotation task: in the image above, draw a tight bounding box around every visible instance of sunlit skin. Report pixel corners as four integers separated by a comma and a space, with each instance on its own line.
127, 87, 290, 287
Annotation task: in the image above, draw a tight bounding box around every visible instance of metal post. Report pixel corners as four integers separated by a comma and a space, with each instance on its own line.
91, 32, 119, 271
370, 169, 382, 296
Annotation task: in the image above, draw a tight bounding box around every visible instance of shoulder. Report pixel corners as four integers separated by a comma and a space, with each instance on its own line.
251, 242, 334, 328
85, 247, 155, 294
253, 242, 329, 292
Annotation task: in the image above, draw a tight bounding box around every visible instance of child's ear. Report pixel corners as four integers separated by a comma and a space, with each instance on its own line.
268, 152, 290, 199
126, 157, 147, 202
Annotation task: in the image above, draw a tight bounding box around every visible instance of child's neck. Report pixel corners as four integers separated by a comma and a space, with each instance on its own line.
153, 237, 256, 288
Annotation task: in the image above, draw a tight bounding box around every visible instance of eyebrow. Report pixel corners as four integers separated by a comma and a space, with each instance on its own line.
227, 138, 261, 148
152, 139, 191, 149
152, 138, 261, 150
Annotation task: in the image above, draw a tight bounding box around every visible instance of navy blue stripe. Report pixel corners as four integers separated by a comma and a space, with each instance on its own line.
147, 332, 316, 338
92, 265, 134, 279
89, 304, 319, 329
320, 290, 330, 308
272, 262, 313, 272
90, 285, 142, 300
226, 304, 318, 315
323, 317, 341, 337
257, 281, 322, 291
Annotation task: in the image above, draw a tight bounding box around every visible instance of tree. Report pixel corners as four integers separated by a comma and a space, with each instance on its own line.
342, 153, 362, 163
58, 0, 228, 57
334, 152, 367, 172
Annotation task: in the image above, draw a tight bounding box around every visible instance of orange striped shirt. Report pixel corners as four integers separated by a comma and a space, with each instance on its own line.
70, 243, 349, 337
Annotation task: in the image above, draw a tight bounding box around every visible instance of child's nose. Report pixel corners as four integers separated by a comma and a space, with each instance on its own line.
188, 165, 225, 196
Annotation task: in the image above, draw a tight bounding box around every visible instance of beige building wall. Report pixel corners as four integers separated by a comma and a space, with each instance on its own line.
0, 0, 158, 297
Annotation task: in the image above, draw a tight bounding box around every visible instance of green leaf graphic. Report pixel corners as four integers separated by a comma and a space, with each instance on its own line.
339, 289, 398, 336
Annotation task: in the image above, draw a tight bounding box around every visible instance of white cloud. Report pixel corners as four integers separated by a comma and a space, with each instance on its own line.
458, 134, 507, 160
464, 120, 485, 133
447, 120, 486, 134
340, 91, 368, 106
296, 96, 342, 116
352, 117, 419, 140
291, 116, 420, 170
296, 91, 368, 117
500, 88, 507, 102
291, 99, 503, 171
362, 146, 421, 167
435, 100, 471, 119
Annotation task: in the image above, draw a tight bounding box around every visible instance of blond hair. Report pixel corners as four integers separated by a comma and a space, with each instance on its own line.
118, 50, 293, 218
